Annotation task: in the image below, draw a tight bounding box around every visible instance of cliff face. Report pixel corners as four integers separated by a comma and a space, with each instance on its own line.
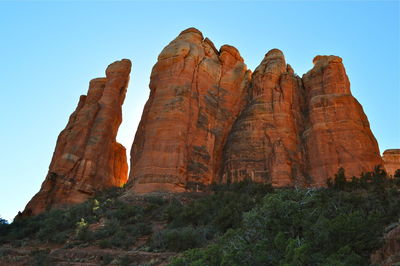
302, 56, 383, 185
128, 28, 383, 192
382, 149, 400, 176
128, 28, 250, 193
222, 49, 306, 187
22, 59, 131, 216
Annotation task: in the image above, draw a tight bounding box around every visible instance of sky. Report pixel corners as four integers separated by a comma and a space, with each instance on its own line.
0, 1, 399, 222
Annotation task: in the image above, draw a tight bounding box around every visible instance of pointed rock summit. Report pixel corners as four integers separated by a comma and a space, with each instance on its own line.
22, 59, 131, 216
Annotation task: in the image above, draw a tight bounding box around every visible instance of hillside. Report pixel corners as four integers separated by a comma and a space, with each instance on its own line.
1, 168, 400, 265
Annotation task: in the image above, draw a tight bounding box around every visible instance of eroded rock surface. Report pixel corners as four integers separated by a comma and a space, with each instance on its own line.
22, 59, 131, 216
128, 28, 383, 192
382, 149, 400, 177
222, 49, 307, 187
302, 56, 383, 185
128, 28, 250, 193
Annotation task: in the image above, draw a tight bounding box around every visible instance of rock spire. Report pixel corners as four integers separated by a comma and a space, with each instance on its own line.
22, 59, 131, 216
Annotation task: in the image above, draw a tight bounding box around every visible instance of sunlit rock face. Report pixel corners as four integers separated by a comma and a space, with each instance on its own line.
128, 28, 251, 193
382, 149, 400, 176
22, 59, 131, 216
222, 49, 307, 187
302, 56, 383, 185
19, 28, 387, 217
128, 28, 383, 192
222, 54, 382, 187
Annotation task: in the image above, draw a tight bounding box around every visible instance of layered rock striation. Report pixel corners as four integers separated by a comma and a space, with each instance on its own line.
128, 28, 250, 193
382, 149, 400, 176
22, 59, 131, 216
128, 28, 383, 192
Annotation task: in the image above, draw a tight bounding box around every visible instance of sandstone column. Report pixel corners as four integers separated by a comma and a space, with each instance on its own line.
128, 28, 250, 193
22, 59, 131, 216
222, 49, 307, 187
302, 56, 383, 185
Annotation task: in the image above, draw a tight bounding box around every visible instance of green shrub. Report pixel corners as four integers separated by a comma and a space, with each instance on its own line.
151, 226, 209, 252
30, 249, 50, 266
171, 181, 400, 265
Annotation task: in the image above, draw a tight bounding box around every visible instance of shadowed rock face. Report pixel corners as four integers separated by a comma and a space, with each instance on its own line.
383, 149, 400, 176
22, 59, 131, 216
302, 56, 383, 185
128, 28, 250, 193
127, 28, 383, 192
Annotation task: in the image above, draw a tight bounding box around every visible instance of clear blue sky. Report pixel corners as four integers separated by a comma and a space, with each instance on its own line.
0, 1, 399, 222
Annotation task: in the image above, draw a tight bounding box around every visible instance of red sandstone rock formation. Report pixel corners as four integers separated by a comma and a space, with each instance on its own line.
128, 28, 383, 192
128, 28, 250, 193
302, 56, 383, 185
222, 54, 382, 187
382, 149, 400, 177
22, 59, 131, 216
222, 49, 307, 187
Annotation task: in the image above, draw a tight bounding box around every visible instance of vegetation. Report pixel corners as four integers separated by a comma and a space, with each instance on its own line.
171, 167, 400, 265
0, 187, 153, 249
1, 168, 399, 265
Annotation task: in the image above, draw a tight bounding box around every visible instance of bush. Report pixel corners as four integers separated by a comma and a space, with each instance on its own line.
0, 217, 8, 235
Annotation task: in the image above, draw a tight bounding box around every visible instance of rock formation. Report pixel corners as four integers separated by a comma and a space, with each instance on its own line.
382, 149, 400, 176
128, 28, 383, 192
302, 55, 383, 185
128, 28, 250, 193
222, 49, 307, 187
22, 27, 385, 205
22, 59, 131, 216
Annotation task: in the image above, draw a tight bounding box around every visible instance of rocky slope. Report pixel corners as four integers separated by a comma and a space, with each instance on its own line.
21, 59, 131, 216
371, 223, 400, 266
